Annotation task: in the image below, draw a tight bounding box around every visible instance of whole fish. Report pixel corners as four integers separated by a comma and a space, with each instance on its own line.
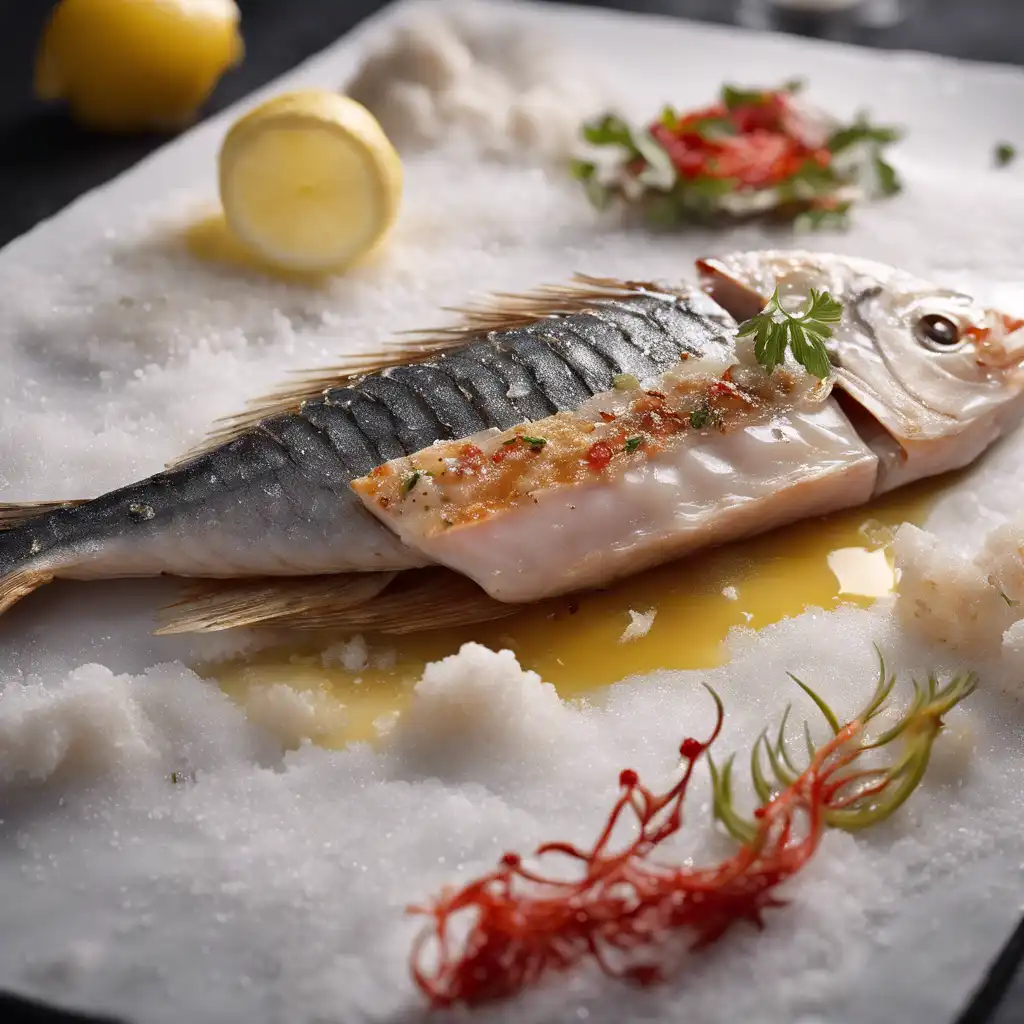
0, 251, 1021, 633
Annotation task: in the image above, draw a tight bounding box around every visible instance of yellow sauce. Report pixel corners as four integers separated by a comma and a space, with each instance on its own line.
209, 477, 942, 749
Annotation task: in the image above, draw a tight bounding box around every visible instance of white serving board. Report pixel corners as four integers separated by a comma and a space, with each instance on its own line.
1, 2, 1024, 1023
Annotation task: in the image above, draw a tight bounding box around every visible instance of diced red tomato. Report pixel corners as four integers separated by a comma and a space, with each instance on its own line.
643, 90, 833, 191
586, 441, 614, 471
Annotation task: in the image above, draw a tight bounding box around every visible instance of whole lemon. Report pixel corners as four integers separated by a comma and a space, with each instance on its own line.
35, 0, 245, 133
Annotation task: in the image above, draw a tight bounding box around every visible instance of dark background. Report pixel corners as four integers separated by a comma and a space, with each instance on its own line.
0, 1, 1023, 1023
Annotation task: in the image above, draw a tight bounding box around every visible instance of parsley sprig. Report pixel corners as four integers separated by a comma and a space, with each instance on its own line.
737, 288, 843, 379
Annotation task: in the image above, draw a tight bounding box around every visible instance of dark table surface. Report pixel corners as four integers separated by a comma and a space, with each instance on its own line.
1, 2, 1023, 1023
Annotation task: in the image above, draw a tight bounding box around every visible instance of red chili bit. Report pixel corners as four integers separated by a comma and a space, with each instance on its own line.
586, 441, 614, 470
599, 411, 618, 423
455, 443, 485, 476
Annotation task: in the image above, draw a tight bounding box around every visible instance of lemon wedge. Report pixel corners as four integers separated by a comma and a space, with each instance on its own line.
35, 0, 244, 133
218, 91, 403, 274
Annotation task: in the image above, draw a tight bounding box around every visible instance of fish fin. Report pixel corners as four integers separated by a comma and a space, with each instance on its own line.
0, 500, 87, 529
155, 568, 520, 634
433, 273, 688, 336
154, 571, 400, 634
0, 565, 54, 615
166, 274, 681, 467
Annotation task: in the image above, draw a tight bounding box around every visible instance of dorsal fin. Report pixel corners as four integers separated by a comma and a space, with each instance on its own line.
154, 568, 520, 634
166, 274, 681, 468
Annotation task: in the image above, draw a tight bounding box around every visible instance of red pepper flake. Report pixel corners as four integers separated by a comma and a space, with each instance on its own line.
455, 444, 485, 476
586, 441, 614, 470
599, 410, 618, 423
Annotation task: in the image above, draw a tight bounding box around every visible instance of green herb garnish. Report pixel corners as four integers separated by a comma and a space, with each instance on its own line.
624, 437, 644, 453
690, 407, 711, 429
520, 435, 547, 450
570, 158, 597, 181
402, 471, 421, 494
721, 84, 768, 109
827, 121, 903, 154
582, 113, 639, 152
612, 373, 640, 390
874, 155, 902, 197
995, 142, 1017, 168
737, 288, 842, 379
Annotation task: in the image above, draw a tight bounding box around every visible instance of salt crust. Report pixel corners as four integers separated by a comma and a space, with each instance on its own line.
2, 1, 1024, 1022
344, 2, 608, 161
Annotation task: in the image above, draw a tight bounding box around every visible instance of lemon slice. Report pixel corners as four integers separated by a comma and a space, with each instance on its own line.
35, 0, 243, 133
218, 91, 403, 274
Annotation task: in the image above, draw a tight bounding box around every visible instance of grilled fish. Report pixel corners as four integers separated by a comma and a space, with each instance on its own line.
0, 251, 1020, 633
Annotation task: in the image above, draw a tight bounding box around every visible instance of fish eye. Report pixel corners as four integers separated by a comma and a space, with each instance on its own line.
914, 314, 964, 352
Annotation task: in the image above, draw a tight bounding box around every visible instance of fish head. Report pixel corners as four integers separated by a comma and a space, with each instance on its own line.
698, 250, 1024, 491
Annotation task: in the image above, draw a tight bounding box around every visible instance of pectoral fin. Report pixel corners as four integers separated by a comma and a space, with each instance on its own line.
156, 568, 518, 634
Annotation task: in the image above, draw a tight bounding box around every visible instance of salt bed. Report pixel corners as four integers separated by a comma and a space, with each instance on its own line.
2, 1, 1024, 1022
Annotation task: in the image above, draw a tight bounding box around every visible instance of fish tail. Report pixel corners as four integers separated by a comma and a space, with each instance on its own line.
0, 562, 54, 615
0, 500, 84, 615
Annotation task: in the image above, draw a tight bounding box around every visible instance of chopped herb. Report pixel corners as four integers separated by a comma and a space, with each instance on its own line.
520, 435, 547, 450
612, 373, 640, 390
582, 113, 638, 152
874, 155, 902, 197
782, 77, 806, 94
503, 437, 519, 446
827, 120, 903, 155
624, 436, 644, 453
721, 84, 767, 109
583, 177, 614, 211
690, 406, 711, 429
995, 142, 1017, 168
736, 287, 842, 379
402, 471, 421, 494
999, 588, 1020, 608
570, 158, 597, 181
657, 104, 678, 129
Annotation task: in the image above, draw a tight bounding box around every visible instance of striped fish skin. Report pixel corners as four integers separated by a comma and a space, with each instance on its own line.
0, 291, 735, 587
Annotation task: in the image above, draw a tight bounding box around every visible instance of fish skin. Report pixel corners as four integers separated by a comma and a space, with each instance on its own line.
0, 288, 733, 602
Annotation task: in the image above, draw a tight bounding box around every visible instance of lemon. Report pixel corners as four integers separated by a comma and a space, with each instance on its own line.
35, 0, 244, 133
218, 91, 403, 274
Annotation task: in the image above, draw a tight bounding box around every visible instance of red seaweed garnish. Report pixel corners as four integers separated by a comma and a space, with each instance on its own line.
407, 653, 976, 1009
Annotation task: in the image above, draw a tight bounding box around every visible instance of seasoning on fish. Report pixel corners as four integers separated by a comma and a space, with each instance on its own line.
0, 252, 1021, 633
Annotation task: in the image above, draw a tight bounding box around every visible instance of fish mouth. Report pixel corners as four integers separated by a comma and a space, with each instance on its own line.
696, 257, 768, 323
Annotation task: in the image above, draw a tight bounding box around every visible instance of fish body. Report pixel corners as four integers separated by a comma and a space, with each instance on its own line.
0, 252, 1020, 630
